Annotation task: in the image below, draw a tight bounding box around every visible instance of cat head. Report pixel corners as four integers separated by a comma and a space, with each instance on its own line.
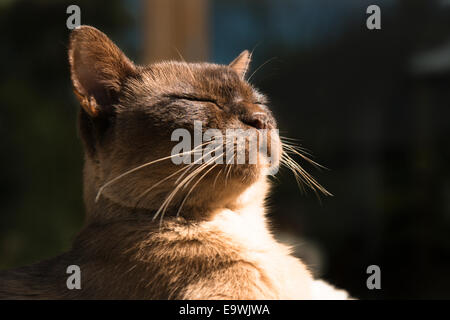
68, 26, 280, 219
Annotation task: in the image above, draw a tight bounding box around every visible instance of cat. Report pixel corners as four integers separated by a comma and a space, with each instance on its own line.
0, 26, 349, 299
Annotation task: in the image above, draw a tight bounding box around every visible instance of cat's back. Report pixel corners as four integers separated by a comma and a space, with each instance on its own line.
0, 253, 75, 299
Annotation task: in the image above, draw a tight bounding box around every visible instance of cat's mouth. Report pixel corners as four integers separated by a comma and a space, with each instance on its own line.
191, 126, 280, 177
201, 127, 281, 189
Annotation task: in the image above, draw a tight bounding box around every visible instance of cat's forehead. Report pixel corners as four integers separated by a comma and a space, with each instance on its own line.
135, 61, 254, 99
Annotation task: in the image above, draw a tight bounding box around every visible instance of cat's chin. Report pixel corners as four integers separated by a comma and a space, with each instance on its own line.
91, 158, 272, 220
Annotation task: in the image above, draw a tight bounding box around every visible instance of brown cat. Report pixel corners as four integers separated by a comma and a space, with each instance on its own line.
0, 26, 349, 299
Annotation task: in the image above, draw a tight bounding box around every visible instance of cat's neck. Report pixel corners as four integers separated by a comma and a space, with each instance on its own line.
81, 158, 270, 226
74, 176, 273, 264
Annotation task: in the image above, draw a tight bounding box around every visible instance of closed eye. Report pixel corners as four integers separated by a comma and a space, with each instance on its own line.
165, 94, 222, 109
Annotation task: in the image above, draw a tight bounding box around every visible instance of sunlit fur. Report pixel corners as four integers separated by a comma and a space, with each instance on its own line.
0, 26, 348, 299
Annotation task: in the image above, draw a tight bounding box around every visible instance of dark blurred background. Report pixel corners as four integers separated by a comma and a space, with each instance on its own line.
1, 0, 449, 299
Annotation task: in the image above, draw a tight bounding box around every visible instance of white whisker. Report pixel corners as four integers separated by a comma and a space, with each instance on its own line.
95, 141, 212, 202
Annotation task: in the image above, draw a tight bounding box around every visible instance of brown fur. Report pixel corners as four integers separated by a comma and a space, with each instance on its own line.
0, 26, 317, 299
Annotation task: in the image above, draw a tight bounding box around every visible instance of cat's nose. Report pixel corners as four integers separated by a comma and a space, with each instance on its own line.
242, 112, 273, 130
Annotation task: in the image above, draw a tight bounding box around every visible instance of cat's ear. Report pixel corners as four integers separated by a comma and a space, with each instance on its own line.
229, 50, 251, 79
68, 26, 136, 117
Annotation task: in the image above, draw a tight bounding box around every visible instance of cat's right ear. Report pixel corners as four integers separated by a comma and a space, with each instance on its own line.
229, 50, 252, 79
68, 26, 136, 117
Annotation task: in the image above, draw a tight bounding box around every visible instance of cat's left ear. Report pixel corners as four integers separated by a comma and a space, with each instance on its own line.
229, 50, 251, 79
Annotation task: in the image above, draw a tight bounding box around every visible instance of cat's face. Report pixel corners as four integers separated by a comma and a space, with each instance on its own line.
69, 26, 280, 217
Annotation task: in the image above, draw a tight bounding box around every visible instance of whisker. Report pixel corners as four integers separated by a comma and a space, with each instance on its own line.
280, 136, 301, 142
281, 151, 332, 197
132, 161, 196, 210
283, 144, 327, 170
181, 151, 223, 191
175, 144, 223, 184
225, 153, 235, 187
173, 46, 196, 82
95, 141, 212, 202
213, 166, 224, 189
152, 149, 222, 222
280, 137, 313, 154
155, 159, 215, 227
175, 161, 221, 217
247, 57, 277, 82
281, 155, 306, 194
